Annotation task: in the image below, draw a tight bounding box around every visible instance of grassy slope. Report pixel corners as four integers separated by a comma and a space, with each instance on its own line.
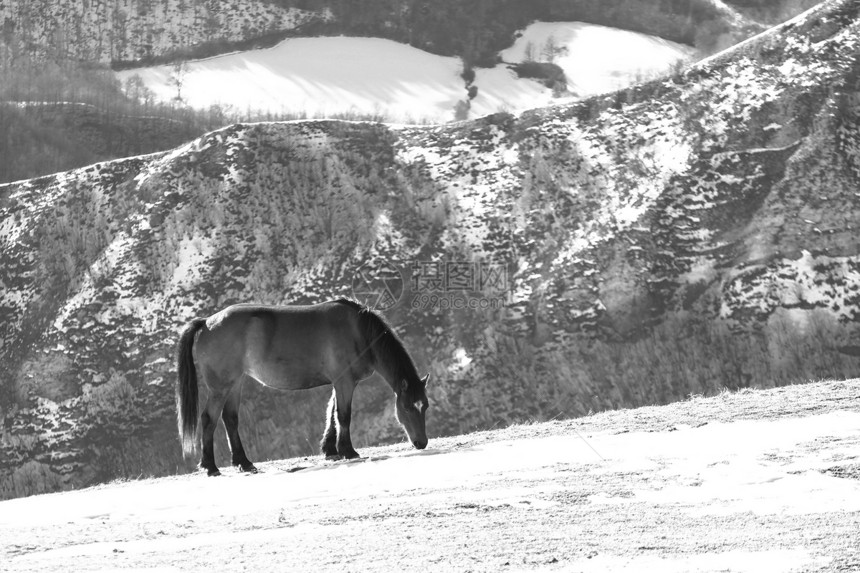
1, 378, 858, 572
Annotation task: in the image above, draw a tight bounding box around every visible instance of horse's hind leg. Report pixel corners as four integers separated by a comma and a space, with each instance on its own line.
199, 371, 229, 476
222, 380, 257, 473
199, 400, 225, 476
320, 389, 338, 459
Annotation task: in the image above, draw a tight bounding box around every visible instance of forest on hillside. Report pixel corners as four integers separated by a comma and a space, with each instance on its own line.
2, 0, 759, 67
0, 57, 224, 183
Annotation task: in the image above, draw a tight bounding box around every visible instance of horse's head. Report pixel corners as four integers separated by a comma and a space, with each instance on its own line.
395, 373, 429, 450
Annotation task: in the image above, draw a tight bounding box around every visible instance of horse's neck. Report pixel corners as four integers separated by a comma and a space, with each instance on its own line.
373, 359, 402, 394
366, 328, 415, 393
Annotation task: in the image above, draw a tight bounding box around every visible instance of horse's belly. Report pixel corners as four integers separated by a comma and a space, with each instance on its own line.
247, 361, 330, 391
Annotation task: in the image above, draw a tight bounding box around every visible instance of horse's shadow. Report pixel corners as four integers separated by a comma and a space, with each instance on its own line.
279, 447, 445, 474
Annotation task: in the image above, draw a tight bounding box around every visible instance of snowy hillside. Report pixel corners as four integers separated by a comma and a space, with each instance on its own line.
116, 23, 699, 123
115, 36, 548, 123
1, 0, 859, 502
500, 21, 697, 97
2, 380, 859, 571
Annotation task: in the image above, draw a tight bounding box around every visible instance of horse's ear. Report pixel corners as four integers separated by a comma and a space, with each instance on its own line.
421, 374, 430, 387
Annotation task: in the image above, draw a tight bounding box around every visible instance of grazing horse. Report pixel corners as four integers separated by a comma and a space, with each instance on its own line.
175, 298, 429, 476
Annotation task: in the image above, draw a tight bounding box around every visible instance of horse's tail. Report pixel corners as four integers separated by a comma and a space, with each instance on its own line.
176, 317, 207, 457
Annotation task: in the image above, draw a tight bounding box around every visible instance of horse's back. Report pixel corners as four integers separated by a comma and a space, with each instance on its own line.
195, 301, 367, 389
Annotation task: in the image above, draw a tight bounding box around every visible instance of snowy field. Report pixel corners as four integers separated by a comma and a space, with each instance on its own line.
2, 379, 858, 572
116, 23, 698, 123
500, 21, 697, 97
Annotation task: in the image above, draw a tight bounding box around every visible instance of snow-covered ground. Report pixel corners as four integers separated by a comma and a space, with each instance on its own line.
116, 23, 698, 124
501, 21, 697, 97
118, 37, 476, 123
2, 380, 859, 571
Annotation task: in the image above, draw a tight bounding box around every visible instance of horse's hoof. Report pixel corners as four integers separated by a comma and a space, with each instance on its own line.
199, 463, 221, 476
341, 450, 361, 460
325, 454, 342, 461
238, 463, 258, 474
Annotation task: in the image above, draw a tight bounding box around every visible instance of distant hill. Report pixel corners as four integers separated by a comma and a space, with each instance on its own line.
2, 0, 859, 501
0, 0, 775, 67
0, 0, 822, 184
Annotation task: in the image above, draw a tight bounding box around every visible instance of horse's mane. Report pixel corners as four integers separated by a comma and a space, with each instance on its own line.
334, 298, 421, 394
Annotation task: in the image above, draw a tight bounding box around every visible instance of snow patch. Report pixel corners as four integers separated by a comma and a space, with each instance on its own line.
119, 37, 472, 123
501, 21, 698, 97
117, 24, 699, 123
172, 235, 215, 288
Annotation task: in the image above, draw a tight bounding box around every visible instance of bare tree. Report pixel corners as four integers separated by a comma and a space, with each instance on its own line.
169, 60, 188, 103
524, 41, 535, 62
541, 35, 564, 64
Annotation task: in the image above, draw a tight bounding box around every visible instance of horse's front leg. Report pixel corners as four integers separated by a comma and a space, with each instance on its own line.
333, 382, 360, 460
320, 389, 339, 459
222, 382, 257, 473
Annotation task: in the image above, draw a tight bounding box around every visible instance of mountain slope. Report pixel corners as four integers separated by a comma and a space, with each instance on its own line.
1, 0, 859, 500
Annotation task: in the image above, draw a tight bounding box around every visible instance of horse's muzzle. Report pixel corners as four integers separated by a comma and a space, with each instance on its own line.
413, 439, 428, 450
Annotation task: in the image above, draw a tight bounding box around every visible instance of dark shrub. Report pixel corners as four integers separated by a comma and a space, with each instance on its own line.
510, 61, 567, 91
461, 65, 476, 85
